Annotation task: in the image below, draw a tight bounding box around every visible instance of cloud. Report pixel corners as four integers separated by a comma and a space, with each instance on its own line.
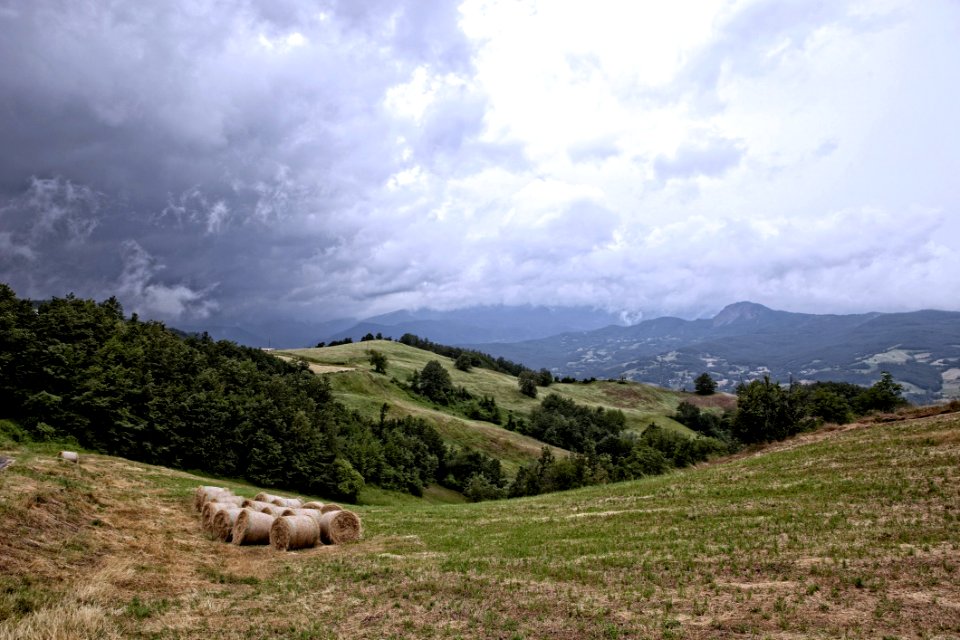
1, 0, 958, 330
654, 138, 744, 181
117, 240, 218, 320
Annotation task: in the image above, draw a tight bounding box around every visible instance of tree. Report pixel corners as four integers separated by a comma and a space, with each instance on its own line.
518, 370, 539, 398
694, 372, 717, 396
367, 349, 387, 374
454, 353, 473, 372
732, 376, 808, 444
416, 360, 455, 403
855, 371, 907, 413
808, 388, 852, 424
537, 368, 554, 387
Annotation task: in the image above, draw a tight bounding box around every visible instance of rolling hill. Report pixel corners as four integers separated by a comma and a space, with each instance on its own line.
276, 341, 701, 474
468, 302, 960, 403
1, 410, 957, 638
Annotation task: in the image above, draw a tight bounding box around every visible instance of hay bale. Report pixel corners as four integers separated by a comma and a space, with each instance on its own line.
198, 491, 233, 513
212, 507, 245, 543
232, 509, 275, 545
254, 492, 283, 503
194, 486, 230, 511
301, 501, 325, 510
210, 495, 245, 507
201, 501, 233, 533
59, 451, 79, 464
317, 510, 362, 545
269, 515, 320, 551
270, 497, 303, 509
319, 503, 342, 514
242, 499, 274, 510
282, 508, 324, 526
259, 504, 287, 517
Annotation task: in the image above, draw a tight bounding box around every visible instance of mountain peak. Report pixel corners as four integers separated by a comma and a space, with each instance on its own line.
712, 301, 774, 326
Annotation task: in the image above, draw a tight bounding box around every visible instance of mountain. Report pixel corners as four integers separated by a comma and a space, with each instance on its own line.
178, 317, 356, 348
467, 302, 960, 402
326, 304, 623, 345
181, 305, 622, 348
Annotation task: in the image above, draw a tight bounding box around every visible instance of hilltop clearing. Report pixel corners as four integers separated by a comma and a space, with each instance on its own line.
277, 341, 698, 473
1, 411, 957, 638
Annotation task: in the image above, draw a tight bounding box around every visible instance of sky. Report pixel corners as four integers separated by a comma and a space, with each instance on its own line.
1, 0, 958, 326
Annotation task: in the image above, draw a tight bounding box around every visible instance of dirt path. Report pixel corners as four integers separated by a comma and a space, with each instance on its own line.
274, 354, 354, 374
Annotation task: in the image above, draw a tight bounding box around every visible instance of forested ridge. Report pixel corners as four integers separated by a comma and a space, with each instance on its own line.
0, 284, 501, 501
1, 283, 914, 504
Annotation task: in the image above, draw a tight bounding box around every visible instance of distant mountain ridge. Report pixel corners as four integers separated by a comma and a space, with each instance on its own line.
466, 302, 960, 403
324, 305, 623, 345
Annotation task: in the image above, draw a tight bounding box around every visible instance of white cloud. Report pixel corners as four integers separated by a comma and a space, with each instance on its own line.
1, 0, 959, 325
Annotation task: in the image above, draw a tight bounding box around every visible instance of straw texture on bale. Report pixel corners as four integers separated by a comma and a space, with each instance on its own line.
270, 497, 303, 509
301, 501, 325, 510
201, 501, 233, 532
213, 507, 244, 542
318, 510, 362, 545
319, 503, 342, 514
259, 504, 287, 517
241, 499, 274, 510
282, 508, 324, 526
269, 515, 320, 551
195, 486, 230, 511
210, 494, 245, 507
59, 451, 79, 463
254, 492, 283, 503
232, 509, 275, 545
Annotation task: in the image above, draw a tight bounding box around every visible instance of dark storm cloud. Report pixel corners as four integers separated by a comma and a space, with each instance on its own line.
0, 0, 485, 321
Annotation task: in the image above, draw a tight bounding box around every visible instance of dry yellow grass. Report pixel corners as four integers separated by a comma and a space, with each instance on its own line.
1, 412, 958, 639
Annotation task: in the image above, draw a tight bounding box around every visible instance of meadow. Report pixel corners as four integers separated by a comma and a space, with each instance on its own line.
278, 341, 695, 474
1, 410, 957, 639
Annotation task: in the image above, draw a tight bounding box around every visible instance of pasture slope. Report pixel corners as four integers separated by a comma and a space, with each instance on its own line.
0, 410, 958, 639
277, 341, 702, 473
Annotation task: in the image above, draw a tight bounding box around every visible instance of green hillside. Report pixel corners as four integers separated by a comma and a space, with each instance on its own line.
1, 412, 957, 638
277, 341, 701, 472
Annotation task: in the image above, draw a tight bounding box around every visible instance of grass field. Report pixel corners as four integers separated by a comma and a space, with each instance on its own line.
277, 341, 698, 472
1, 411, 957, 639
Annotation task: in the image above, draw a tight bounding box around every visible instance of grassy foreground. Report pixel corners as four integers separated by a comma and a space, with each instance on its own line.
1, 412, 958, 639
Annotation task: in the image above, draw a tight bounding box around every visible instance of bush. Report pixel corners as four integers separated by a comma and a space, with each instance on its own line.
518, 371, 539, 398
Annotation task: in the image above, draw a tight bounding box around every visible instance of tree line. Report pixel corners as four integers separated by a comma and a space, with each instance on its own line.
0, 285, 503, 502
673, 373, 908, 445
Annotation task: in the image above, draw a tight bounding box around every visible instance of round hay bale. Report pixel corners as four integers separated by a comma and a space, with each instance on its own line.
232, 509, 274, 545
301, 510, 325, 527
317, 510, 362, 545
210, 495, 245, 507
212, 507, 244, 543
280, 509, 323, 525
259, 504, 287, 517
59, 451, 79, 464
319, 503, 342, 514
242, 499, 274, 510
269, 515, 320, 551
201, 501, 233, 533
194, 486, 230, 511
301, 501, 325, 510
281, 508, 324, 526
254, 492, 283, 503
270, 497, 303, 509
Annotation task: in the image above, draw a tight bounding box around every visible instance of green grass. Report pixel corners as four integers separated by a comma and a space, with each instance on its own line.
278, 341, 698, 473
0, 412, 958, 638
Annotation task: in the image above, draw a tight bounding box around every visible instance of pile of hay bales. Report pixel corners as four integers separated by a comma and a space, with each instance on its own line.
193, 486, 362, 551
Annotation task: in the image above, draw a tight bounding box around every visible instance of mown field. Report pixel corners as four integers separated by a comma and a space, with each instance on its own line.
1, 411, 957, 639
277, 341, 699, 473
